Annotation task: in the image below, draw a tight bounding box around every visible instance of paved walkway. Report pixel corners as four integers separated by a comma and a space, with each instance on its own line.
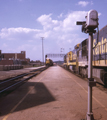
0, 66, 107, 120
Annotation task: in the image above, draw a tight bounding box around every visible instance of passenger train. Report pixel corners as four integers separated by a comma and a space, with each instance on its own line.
63, 25, 107, 86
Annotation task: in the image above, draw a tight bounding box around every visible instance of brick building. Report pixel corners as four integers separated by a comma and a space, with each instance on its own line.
0, 50, 30, 65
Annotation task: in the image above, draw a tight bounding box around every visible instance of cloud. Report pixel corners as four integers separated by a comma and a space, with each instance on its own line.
77, 1, 93, 7
0, 27, 41, 40
37, 11, 87, 32
37, 14, 61, 31
2, 43, 8, 48
58, 13, 63, 18
98, 13, 102, 16
62, 11, 87, 31
90, 1, 93, 5
0, 11, 88, 60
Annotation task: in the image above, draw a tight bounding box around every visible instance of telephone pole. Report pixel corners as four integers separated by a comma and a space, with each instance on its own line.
41, 37, 44, 65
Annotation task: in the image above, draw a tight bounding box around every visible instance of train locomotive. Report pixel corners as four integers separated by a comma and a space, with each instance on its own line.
64, 25, 107, 86
45, 58, 53, 67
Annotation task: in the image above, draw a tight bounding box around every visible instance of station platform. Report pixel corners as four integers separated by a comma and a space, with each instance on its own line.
0, 66, 45, 80
0, 66, 107, 120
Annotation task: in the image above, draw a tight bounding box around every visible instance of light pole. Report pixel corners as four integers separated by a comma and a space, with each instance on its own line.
41, 37, 44, 65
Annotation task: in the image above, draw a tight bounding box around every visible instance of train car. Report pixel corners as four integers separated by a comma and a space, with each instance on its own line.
64, 44, 80, 72
78, 39, 88, 77
63, 52, 70, 69
64, 25, 107, 86
69, 44, 80, 73
63, 54, 67, 68
45, 58, 53, 67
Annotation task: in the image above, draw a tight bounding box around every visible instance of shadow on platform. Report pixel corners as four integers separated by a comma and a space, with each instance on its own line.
0, 82, 55, 116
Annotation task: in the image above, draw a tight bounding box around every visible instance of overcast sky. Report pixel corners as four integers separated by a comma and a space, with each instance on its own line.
0, 0, 107, 61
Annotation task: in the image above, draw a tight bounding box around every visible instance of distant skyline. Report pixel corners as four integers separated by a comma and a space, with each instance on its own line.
0, 0, 107, 61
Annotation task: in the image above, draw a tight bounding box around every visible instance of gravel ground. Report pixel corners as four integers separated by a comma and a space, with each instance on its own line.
0, 66, 45, 80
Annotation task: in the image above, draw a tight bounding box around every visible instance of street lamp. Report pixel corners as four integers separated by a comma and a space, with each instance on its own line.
41, 37, 44, 65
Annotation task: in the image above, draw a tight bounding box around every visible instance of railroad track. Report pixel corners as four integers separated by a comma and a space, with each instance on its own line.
0, 67, 48, 95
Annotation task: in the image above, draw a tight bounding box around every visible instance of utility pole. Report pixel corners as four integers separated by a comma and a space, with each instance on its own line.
41, 37, 44, 65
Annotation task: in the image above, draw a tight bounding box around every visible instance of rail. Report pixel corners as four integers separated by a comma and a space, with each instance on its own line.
0, 66, 48, 94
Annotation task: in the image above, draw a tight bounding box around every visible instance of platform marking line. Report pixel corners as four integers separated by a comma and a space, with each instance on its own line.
63, 70, 107, 112
2, 71, 48, 120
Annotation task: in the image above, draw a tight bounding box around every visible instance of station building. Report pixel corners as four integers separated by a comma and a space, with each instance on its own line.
0, 50, 30, 65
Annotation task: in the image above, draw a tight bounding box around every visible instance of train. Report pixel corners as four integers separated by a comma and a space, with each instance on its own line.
45, 58, 53, 67
63, 25, 107, 86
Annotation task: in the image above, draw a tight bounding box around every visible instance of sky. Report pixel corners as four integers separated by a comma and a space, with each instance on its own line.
0, 0, 107, 61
